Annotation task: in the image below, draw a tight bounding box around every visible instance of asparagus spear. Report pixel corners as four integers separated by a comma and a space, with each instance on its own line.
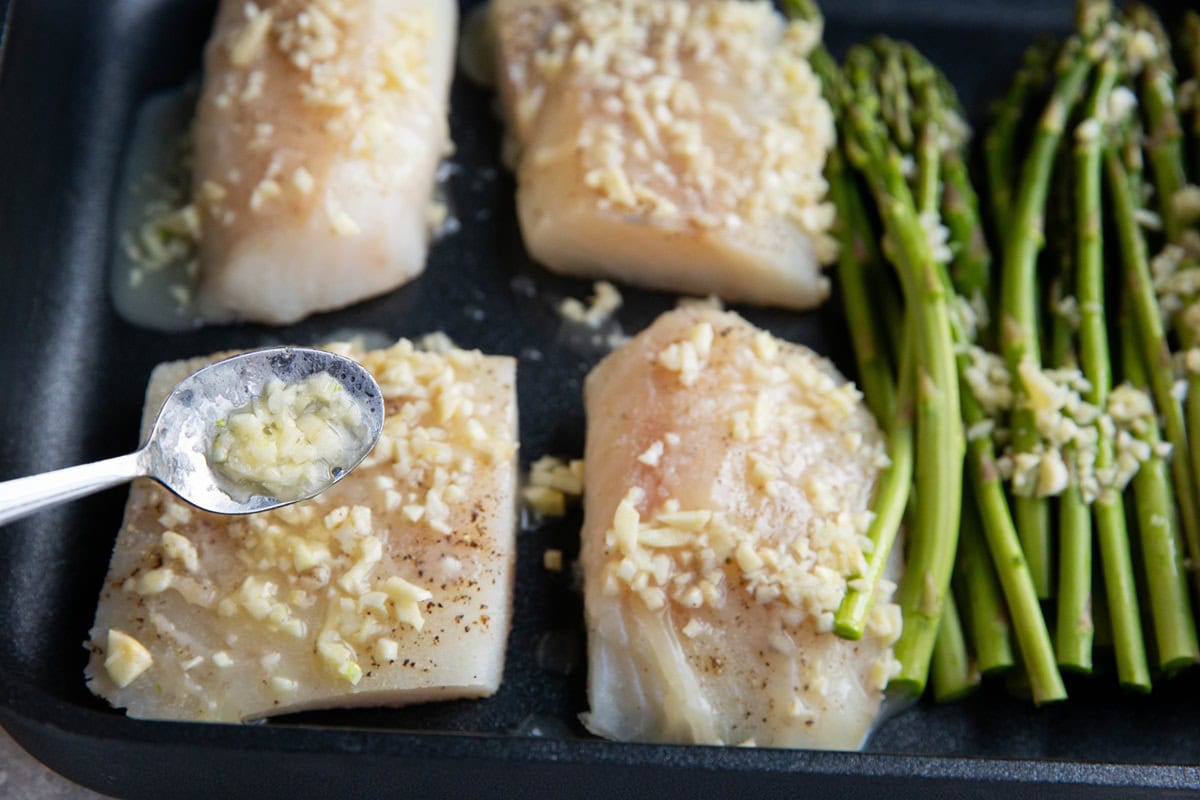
830, 154, 916, 639
956, 488, 1015, 674
1092, 553, 1114, 650
1089, 473, 1148, 690
906, 45, 944, 218
1100, 112, 1179, 691
856, 48, 911, 372
822, 102, 898, 425
943, 150, 992, 311
1056, 485, 1094, 671
1039, 89, 1090, 673
876, 38, 915, 153
828, 149, 899, 421
1129, 6, 1186, 242
1105, 115, 1200, 608
865, 39, 941, 254
931, 592, 980, 703
985, 42, 1056, 246
844, 57, 964, 694
1182, 13, 1200, 178
886, 53, 973, 678
971, 449, 1065, 702
1121, 320, 1200, 673
1000, 29, 1099, 599
1057, 55, 1123, 674
958, 315, 1065, 697
1172, 15, 1200, 616
1045, 303, 1095, 676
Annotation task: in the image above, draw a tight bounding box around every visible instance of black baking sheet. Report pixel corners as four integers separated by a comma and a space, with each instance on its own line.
2, 0, 1200, 797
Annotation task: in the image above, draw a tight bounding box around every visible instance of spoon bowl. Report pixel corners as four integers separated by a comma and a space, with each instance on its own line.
0, 347, 384, 526
143, 347, 385, 514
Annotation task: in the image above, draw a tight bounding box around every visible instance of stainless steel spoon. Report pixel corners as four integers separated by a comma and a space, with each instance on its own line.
0, 347, 384, 526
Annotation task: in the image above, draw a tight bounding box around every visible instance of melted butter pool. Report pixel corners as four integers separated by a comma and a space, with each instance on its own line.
109, 86, 211, 332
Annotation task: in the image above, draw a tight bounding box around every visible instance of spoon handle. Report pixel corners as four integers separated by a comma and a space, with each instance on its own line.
0, 452, 146, 527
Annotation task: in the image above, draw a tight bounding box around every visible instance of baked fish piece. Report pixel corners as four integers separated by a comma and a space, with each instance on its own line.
192, 0, 457, 324
580, 308, 900, 749
86, 338, 518, 722
493, 0, 837, 309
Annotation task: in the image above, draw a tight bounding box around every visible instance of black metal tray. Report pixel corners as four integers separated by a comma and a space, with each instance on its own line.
2, 0, 1199, 796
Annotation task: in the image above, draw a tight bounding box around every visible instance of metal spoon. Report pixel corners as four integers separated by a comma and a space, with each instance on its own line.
0, 347, 384, 527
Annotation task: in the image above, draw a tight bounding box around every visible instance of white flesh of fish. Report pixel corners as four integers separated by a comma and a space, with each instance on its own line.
492, 0, 838, 309
580, 308, 902, 749
192, 0, 457, 324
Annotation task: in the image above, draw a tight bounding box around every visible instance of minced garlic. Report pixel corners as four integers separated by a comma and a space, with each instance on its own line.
657, 322, 714, 387
559, 281, 623, 328
963, 345, 1163, 502
522, 486, 566, 517
104, 629, 154, 689
521, 455, 585, 517
209, 371, 366, 501
543, 548, 565, 573
161, 531, 200, 573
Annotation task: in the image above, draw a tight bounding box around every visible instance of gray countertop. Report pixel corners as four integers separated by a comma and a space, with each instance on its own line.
0, 727, 108, 800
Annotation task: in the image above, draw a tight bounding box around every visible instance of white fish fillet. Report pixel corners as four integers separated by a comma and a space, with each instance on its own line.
579, 308, 901, 749
85, 339, 517, 722
192, 0, 457, 325
492, 0, 837, 309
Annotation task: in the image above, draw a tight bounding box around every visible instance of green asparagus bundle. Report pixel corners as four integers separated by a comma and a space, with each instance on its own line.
783, 0, 916, 645
788, 0, 1200, 703
788, 0, 964, 691
976, 1, 1199, 685
975, 1, 1200, 684
788, 2, 1062, 701
843, 52, 965, 698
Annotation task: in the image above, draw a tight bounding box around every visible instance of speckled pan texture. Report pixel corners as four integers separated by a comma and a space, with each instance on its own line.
1, 0, 1199, 798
